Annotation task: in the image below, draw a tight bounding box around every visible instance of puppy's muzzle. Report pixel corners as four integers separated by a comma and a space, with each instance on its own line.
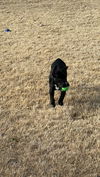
62, 82, 69, 87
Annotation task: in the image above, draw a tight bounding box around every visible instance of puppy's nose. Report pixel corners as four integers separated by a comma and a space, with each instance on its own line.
66, 82, 69, 87
63, 82, 69, 87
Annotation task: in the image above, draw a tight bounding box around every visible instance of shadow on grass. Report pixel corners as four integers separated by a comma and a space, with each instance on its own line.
68, 85, 100, 120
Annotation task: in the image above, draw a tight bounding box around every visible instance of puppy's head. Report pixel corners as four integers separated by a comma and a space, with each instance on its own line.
53, 66, 69, 90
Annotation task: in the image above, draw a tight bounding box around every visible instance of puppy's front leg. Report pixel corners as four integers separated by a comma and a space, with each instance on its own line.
49, 87, 55, 107
58, 91, 66, 106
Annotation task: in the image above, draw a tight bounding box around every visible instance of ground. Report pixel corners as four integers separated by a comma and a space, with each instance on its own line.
0, 0, 100, 177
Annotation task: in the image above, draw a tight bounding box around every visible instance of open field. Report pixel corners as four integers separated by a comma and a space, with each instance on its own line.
0, 0, 100, 176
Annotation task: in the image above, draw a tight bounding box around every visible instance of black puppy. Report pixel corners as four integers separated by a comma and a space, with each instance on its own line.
49, 58, 69, 107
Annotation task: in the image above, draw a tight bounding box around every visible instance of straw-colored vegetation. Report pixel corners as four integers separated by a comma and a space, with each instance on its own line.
0, 0, 100, 176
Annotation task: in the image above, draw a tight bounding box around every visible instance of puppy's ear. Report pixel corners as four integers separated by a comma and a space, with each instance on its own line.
52, 65, 57, 77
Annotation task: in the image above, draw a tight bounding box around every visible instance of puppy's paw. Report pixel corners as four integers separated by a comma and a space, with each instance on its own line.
50, 102, 55, 107
51, 103, 55, 107
58, 101, 63, 106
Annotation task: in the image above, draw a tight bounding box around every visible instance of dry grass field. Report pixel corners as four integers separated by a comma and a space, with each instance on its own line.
0, 0, 100, 177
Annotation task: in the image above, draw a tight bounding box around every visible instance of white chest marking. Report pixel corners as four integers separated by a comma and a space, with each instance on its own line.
55, 84, 59, 90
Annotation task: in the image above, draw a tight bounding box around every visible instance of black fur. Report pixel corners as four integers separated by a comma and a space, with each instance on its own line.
49, 58, 69, 107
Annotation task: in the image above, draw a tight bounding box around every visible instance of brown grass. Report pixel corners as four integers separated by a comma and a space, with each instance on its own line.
0, 0, 100, 177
